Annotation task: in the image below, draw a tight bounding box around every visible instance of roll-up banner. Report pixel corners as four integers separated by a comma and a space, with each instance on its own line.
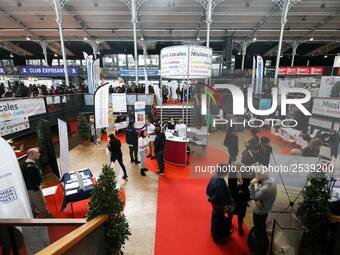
87, 55, 95, 94
144, 67, 149, 94
58, 119, 69, 177
134, 101, 146, 123
93, 58, 101, 89
251, 56, 256, 87
255, 55, 263, 95
95, 84, 110, 129
0, 137, 33, 218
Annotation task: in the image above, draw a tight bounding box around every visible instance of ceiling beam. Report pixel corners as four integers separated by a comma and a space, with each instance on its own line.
48, 41, 75, 57
64, 3, 92, 38
0, 41, 33, 56
263, 42, 292, 57
304, 42, 340, 56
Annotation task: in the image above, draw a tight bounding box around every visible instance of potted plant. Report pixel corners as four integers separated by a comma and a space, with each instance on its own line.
77, 113, 91, 145
87, 164, 130, 255
296, 173, 331, 254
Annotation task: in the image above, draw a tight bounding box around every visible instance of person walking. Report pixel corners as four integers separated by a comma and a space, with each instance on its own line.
302, 138, 323, 157
108, 133, 128, 180
258, 136, 273, 167
249, 167, 277, 255
21, 148, 53, 218
126, 121, 140, 164
154, 126, 166, 175
146, 119, 156, 159
138, 130, 149, 176
228, 162, 250, 236
224, 127, 239, 164
327, 129, 340, 159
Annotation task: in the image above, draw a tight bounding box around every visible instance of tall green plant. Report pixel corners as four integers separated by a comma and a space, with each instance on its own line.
87, 164, 130, 254
77, 113, 90, 141
296, 173, 330, 254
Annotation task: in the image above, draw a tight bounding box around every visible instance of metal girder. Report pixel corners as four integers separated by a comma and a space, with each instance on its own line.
64, 3, 92, 38
304, 42, 340, 56
48, 41, 75, 57
0, 41, 33, 57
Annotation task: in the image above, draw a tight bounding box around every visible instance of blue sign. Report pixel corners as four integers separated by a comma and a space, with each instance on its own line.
118, 69, 160, 76
259, 99, 272, 110
20, 66, 79, 76
0, 67, 5, 75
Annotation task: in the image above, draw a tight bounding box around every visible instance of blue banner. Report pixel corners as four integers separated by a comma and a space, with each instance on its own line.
0, 67, 5, 75
119, 69, 160, 76
20, 66, 78, 76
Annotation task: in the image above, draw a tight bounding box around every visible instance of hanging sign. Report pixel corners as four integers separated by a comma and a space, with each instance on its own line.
20, 66, 78, 76
0, 116, 30, 136
312, 98, 340, 119
161, 45, 212, 79
255, 55, 263, 95
118, 69, 160, 76
134, 101, 146, 122
95, 84, 110, 129
0, 137, 33, 218
278, 66, 324, 76
0, 98, 46, 122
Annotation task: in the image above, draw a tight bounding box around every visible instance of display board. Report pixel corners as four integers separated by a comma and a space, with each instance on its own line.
319, 76, 340, 97
0, 98, 46, 122
160, 45, 212, 79
0, 116, 30, 137
94, 84, 110, 129
312, 98, 340, 119
112, 93, 127, 112
134, 101, 146, 122
308, 117, 333, 129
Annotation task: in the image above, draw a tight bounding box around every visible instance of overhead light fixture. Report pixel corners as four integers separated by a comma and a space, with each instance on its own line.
253, 37, 257, 41
245, 0, 250, 8
324, 55, 328, 58
84, 36, 88, 41
112, 28, 115, 34
237, 52, 241, 55
197, 36, 200, 41
54, 53, 58, 57
10, 53, 14, 58
94, 2, 98, 7
320, 1, 326, 9
141, 37, 144, 41
280, 55, 283, 58
309, 37, 314, 41
168, 29, 172, 35
26, 36, 31, 41
16, 0, 23, 7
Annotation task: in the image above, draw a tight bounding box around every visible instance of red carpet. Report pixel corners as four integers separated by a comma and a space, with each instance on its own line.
155, 177, 250, 255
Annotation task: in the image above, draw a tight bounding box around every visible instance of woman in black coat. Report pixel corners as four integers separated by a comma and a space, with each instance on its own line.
108, 133, 128, 180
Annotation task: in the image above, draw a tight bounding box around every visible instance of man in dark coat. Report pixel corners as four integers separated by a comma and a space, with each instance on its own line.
126, 121, 140, 164
224, 127, 239, 164
328, 129, 340, 158
154, 126, 166, 174
206, 169, 233, 244
258, 136, 273, 167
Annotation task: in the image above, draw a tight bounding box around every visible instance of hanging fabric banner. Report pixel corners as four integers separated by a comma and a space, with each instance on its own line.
0, 137, 32, 218
58, 119, 69, 177
93, 58, 101, 89
95, 84, 110, 129
255, 55, 263, 95
251, 56, 256, 88
87, 55, 95, 94
144, 67, 149, 94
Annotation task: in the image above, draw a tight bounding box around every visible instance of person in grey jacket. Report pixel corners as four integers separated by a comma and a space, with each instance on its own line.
249, 167, 277, 255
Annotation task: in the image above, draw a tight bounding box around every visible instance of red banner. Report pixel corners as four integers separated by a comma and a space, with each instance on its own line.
279, 66, 324, 76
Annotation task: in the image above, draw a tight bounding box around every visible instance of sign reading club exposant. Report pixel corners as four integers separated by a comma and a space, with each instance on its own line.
161, 45, 212, 79
20, 66, 78, 76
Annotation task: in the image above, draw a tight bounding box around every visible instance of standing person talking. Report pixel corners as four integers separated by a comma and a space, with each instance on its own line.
138, 130, 149, 176
154, 126, 166, 175
126, 121, 140, 164
21, 148, 53, 218
108, 132, 128, 180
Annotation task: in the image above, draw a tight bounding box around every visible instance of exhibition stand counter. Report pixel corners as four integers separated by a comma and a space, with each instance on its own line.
164, 132, 189, 166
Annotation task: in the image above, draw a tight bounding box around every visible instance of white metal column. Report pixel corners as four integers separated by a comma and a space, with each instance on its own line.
273, 0, 301, 85
290, 40, 302, 67
241, 41, 249, 71
50, 0, 70, 86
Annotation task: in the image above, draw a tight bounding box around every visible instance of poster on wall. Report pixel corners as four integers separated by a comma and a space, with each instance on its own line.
0, 116, 30, 137
0, 137, 33, 218
58, 119, 69, 177
134, 101, 146, 123
312, 98, 340, 119
95, 84, 110, 129
112, 93, 127, 113
0, 98, 46, 122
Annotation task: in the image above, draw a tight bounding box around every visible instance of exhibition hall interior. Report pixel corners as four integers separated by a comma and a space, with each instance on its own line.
1, 0, 340, 254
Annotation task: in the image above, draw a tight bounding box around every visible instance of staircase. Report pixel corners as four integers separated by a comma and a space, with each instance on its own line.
156, 105, 197, 126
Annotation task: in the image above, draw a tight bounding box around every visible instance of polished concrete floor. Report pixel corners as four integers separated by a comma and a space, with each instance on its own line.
63, 128, 287, 255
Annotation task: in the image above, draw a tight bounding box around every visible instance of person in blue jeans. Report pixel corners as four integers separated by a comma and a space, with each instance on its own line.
154, 126, 166, 174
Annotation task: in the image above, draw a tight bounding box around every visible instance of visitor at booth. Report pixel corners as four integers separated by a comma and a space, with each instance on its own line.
126, 121, 140, 164
108, 133, 128, 180
258, 136, 273, 167
228, 162, 250, 236
302, 138, 323, 157
138, 130, 149, 176
154, 126, 166, 175
249, 167, 277, 255
176, 85, 181, 102
175, 119, 187, 138
21, 148, 53, 218
247, 128, 260, 148
327, 129, 340, 158
163, 118, 176, 131
0, 83, 5, 97
241, 143, 261, 167
206, 167, 234, 244
224, 127, 239, 164
300, 128, 311, 142
146, 119, 156, 159
115, 112, 127, 123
